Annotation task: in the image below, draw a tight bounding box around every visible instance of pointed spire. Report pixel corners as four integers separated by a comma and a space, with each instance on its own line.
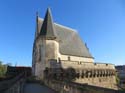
36, 11, 39, 24
40, 8, 56, 39
36, 11, 39, 18
35, 11, 39, 38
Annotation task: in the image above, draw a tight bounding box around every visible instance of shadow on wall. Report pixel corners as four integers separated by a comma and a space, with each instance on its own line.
43, 59, 77, 82
43, 60, 125, 93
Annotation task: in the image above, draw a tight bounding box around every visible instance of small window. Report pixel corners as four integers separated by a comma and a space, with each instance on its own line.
79, 62, 81, 64
68, 56, 70, 61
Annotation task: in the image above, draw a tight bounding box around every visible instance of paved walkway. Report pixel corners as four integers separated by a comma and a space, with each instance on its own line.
24, 83, 57, 93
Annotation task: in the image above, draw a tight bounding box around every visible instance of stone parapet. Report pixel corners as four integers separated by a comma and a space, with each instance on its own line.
49, 60, 115, 70
44, 80, 123, 93
0, 73, 25, 93
46, 60, 117, 89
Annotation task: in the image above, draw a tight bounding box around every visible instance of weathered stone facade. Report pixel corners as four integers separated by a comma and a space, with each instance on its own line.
0, 73, 25, 93
44, 80, 122, 93
116, 65, 125, 88
32, 8, 117, 89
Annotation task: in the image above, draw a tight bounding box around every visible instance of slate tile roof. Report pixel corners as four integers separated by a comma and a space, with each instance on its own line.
36, 8, 93, 58
40, 8, 56, 39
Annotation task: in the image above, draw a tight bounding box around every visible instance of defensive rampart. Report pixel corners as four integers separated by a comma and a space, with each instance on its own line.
0, 73, 25, 93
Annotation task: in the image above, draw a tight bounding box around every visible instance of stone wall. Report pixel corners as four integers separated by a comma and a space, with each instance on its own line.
116, 65, 125, 88
49, 60, 115, 70
60, 60, 115, 69
32, 36, 94, 79
0, 73, 25, 93
44, 80, 123, 93
59, 54, 94, 63
46, 60, 117, 89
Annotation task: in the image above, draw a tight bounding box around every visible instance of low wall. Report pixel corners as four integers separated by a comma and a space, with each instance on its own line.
50, 60, 115, 69
44, 80, 124, 93
47, 60, 117, 89
0, 73, 25, 93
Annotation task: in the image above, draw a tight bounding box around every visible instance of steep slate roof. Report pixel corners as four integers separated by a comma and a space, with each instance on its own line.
37, 9, 93, 58
40, 8, 56, 39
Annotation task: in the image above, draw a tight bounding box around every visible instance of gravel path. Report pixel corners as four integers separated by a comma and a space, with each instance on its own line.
24, 83, 57, 93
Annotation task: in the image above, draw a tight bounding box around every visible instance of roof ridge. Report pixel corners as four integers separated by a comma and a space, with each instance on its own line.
38, 17, 77, 33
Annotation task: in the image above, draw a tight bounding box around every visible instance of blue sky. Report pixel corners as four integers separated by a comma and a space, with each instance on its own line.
0, 0, 125, 66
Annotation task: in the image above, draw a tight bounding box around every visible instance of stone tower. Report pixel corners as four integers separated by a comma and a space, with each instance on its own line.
32, 8, 58, 79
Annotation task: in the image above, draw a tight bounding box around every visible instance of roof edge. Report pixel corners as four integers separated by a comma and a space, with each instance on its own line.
38, 17, 78, 32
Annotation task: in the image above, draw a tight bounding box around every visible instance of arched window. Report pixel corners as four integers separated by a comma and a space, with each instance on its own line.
76, 73, 80, 78
81, 73, 84, 78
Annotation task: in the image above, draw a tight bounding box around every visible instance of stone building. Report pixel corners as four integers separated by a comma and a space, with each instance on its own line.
32, 8, 117, 89
116, 65, 125, 88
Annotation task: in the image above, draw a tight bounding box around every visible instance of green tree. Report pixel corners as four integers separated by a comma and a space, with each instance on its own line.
0, 61, 7, 77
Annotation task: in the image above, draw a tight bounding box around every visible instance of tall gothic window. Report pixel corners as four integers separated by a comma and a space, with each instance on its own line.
39, 45, 41, 61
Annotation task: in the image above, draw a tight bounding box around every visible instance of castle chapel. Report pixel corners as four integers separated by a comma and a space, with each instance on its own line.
32, 8, 117, 89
